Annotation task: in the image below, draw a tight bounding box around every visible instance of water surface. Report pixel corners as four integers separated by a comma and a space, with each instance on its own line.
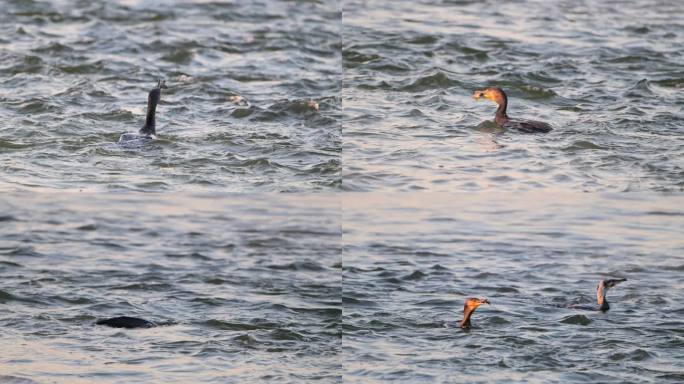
343, 0, 684, 191
343, 192, 684, 382
0, 193, 341, 383
0, 0, 341, 192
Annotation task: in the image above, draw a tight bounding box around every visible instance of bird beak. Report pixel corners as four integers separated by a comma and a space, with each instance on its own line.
604, 278, 627, 289
481, 298, 490, 305
473, 91, 485, 100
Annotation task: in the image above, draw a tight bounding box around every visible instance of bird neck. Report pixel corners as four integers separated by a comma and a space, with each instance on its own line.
495, 97, 508, 124
460, 306, 475, 328
140, 90, 159, 135
597, 285, 609, 311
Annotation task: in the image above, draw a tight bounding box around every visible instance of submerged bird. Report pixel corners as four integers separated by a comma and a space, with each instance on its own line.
473, 87, 552, 133
572, 278, 627, 312
119, 79, 168, 143
96, 316, 156, 329
459, 297, 489, 329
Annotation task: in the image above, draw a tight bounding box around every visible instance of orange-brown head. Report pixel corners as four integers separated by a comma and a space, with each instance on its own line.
473, 87, 507, 106
464, 297, 490, 310
460, 297, 489, 329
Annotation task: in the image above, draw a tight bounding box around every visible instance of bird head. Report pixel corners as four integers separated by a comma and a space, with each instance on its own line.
473, 87, 507, 105
464, 297, 490, 310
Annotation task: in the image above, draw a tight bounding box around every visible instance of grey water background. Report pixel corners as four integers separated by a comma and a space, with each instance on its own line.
343, 0, 684, 191
0, 194, 341, 383
0, 0, 341, 192
343, 193, 684, 383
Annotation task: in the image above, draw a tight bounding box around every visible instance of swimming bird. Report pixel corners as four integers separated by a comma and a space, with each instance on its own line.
572, 278, 627, 311
119, 79, 168, 143
595, 278, 627, 311
459, 297, 489, 329
96, 316, 156, 329
473, 87, 552, 133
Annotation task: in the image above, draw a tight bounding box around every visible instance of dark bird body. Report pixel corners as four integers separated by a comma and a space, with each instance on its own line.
96, 316, 156, 329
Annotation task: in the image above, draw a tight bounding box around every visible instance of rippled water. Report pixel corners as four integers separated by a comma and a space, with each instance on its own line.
343, 193, 684, 383
2, 1, 683, 383
0, 0, 341, 192
343, 0, 684, 191
0, 194, 341, 383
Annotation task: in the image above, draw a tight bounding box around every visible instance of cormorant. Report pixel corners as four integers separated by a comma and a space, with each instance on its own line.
473, 87, 552, 133
459, 297, 489, 329
119, 79, 168, 143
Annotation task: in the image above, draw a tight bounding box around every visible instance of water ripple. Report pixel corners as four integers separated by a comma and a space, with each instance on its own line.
343, 0, 684, 191
0, 0, 341, 192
